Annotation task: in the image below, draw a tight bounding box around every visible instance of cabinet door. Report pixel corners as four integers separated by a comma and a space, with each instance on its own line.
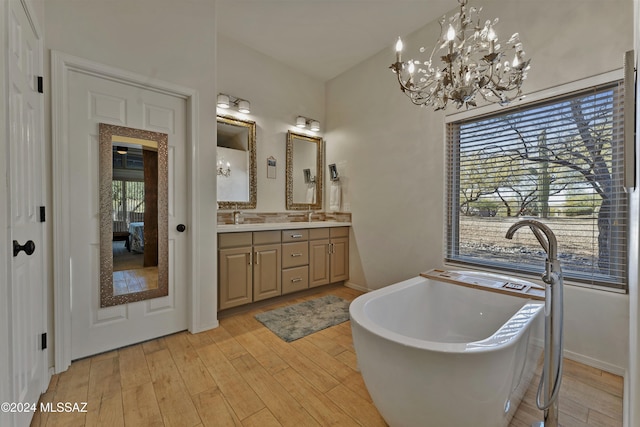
218, 247, 252, 310
254, 244, 282, 301
309, 238, 330, 287
330, 236, 349, 283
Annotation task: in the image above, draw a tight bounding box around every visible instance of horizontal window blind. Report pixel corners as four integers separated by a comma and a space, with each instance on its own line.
112, 180, 146, 225
446, 80, 627, 289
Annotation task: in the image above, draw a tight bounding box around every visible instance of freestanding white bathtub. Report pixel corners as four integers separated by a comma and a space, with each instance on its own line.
350, 273, 544, 427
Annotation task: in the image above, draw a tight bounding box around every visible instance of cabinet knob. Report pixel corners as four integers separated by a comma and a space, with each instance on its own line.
176, 224, 186, 232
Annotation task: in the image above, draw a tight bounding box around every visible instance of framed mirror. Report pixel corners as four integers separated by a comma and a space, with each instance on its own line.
99, 123, 169, 307
217, 115, 257, 209
286, 131, 323, 210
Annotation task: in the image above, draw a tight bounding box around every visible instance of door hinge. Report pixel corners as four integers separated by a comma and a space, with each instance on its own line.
37, 76, 44, 94
39, 206, 45, 222
41, 333, 47, 350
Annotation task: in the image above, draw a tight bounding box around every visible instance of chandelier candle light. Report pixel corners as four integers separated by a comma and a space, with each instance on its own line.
391, 0, 530, 110
217, 157, 231, 178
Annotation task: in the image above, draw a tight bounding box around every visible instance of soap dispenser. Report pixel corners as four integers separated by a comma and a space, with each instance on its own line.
233, 204, 243, 224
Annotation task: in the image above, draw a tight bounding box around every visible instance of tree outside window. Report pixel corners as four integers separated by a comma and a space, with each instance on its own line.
448, 81, 627, 289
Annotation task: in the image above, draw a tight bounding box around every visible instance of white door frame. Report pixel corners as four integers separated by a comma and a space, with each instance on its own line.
51, 51, 201, 372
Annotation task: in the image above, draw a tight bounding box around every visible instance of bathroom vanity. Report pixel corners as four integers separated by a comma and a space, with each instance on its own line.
217, 222, 350, 310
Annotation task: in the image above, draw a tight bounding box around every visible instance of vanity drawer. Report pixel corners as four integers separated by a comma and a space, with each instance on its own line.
329, 227, 349, 238
282, 229, 309, 242
253, 230, 281, 245
282, 241, 309, 268
282, 266, 309, 294
218, 232, 252, 249
309, 228, 329, 240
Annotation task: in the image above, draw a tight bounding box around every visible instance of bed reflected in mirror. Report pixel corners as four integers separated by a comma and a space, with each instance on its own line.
99, 123, 169, 307
111, 144, 158, 289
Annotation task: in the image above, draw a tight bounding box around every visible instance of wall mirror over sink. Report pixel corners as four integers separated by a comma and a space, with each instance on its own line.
216, 114, 257, 209
286, 131, 323, 210
99, 123, 169, 307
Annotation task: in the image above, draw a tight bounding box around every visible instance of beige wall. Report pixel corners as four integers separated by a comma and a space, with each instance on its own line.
217, 35, 325, 212
326, 0, 633, 372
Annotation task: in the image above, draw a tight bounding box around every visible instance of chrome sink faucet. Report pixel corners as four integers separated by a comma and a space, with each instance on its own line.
505, 219, 559, 284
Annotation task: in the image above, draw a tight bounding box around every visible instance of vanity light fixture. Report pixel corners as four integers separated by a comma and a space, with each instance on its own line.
237, 99, 251, 114
295, 115, 320, 132
217, 94, 230, 109
390, 0, 530, 110
217, 93, 251, 114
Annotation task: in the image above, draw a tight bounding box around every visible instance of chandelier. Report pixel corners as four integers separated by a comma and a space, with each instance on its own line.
217, 157, 231, 178
390, 0, 530, 110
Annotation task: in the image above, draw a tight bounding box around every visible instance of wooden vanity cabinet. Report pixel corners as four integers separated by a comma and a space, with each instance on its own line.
218, 225, 349, 310
218, 231, 282, 310
218, 232, 253, 310
309, 227, 350, 287
281, 229, 309, 294
329, 227, 350, 283
309, 228, 330, 287
253, 231, 282, 301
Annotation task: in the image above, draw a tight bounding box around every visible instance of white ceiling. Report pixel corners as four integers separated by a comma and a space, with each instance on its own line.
216, 0, 456, 82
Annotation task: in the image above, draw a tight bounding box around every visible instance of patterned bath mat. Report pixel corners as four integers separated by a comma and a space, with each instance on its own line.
255, 295, 350, 342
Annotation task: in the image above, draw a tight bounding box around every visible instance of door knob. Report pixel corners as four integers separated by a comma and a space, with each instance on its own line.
176, 224, 186, 232
13, 240, 35, 257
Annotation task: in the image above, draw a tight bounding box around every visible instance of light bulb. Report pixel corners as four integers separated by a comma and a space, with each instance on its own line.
395, 37, 403, 63
217, 94, 230, 109
487, 27, 496, 41
237, 99, 250, 114
395, 37, 403, 52
408, 62, 415, 74
512, 54, 520, 67
446, 25, 456, 42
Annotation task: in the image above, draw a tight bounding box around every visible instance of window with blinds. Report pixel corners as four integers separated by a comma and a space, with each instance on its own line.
446, 80, 627, 290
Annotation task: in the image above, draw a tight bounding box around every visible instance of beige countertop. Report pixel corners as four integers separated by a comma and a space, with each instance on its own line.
217, 221, 351, 233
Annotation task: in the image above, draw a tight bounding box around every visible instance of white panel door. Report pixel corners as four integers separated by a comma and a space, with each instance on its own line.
66, 69, 188, 359
6, 0, 47, 425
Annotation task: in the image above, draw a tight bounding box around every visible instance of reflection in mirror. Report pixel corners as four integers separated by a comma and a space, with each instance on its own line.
99, 123, 169, 307
286, 131, 323, 210
217, 115, 256, 209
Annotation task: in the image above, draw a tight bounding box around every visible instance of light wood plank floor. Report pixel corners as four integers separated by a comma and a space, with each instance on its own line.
31, 285, 623, 427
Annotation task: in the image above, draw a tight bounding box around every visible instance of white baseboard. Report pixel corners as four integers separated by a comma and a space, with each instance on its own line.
190, 320, 219, 334
563, 348, 626, 377
344, 281, 370, 293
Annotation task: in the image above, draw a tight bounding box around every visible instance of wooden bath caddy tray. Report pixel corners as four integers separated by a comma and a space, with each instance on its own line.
420, 269, 545, 301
